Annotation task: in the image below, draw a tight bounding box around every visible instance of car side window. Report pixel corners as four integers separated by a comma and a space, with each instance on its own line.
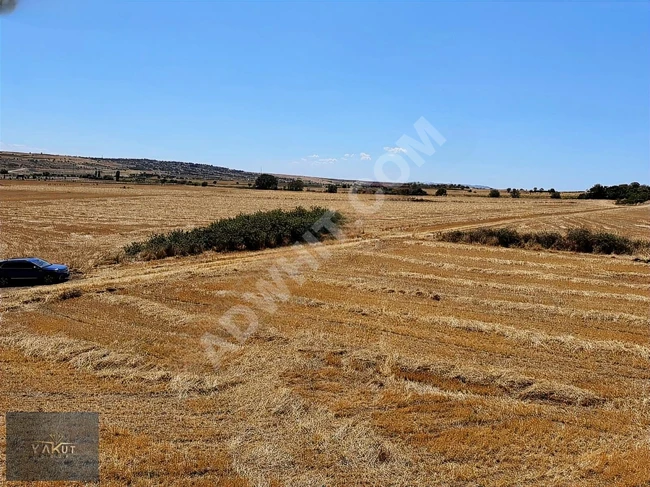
5, 261, 33, 269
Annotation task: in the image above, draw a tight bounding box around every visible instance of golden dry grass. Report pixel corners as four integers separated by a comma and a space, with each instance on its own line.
0, 180, 648, 486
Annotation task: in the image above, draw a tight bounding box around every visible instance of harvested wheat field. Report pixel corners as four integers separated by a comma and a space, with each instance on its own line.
1, 181, 649, 486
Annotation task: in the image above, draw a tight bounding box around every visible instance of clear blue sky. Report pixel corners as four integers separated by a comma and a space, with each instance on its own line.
1, 1, 648, 190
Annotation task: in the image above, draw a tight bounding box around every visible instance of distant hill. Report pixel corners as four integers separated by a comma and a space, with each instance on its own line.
0, 151, 258, 181
0, 150, 485, 188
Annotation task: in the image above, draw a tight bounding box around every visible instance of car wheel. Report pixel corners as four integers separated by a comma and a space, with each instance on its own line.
0, 277, 9, 287
43, 274, 56, 285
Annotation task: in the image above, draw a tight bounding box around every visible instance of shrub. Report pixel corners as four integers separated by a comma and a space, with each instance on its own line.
286, 179, 305, 191
392, 183, 426, 196
440, 227, 643, 255
124, 207, 344, 260
201, 181, 208, 187
254, 173, 278, 190
527, 231, 563, 249
325, 184, 338, 193
435, 188, 447, 196
550, 191, 561, 199
565, 228, 634, 254
582, 182, 650, 204
511, 189, 521, 198
488, 189, 501, 198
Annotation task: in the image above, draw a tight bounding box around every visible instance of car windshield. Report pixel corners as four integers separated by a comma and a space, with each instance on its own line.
29, 259, 51, 268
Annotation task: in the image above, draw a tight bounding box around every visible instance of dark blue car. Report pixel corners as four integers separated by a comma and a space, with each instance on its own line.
0, 258, 70, 287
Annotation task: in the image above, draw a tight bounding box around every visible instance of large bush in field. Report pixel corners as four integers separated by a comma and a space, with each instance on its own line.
440, 227, 645, 256
579, 182, 650, 204
286, 179, 305, 191
124, 207, 344, 260
254, 173, 279, 190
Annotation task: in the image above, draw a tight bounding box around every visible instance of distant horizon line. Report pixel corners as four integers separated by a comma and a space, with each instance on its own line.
1, 149, 646, 192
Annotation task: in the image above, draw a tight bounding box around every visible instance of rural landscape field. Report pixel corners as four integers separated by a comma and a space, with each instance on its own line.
0, 179, 648, 486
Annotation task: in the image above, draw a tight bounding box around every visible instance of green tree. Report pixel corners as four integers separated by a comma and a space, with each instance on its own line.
286, 179, 305, 191
550, 191, 561, 199
325, 184, 338, 193
435, 188, 447, 196
489, 189, 501, 198
115, 170, 121, 181
254, 173, 278, 190
511, 189, 521, 198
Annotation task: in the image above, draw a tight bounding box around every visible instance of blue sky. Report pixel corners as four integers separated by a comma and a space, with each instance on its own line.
1, 1, 648, 190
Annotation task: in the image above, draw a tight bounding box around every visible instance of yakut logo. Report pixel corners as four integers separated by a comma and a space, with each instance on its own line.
31, 433, 78, 457
6, 412, 100, 482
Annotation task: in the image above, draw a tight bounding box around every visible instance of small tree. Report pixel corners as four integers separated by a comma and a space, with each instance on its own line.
287, 179, 305, 191
550, 191, 561, 199
115, 170, 121, 182
506, 188, 512, 193
0, 169, 8, 175
201, 181, 208, 187
325, 184, 338, 193
435, 188, 447, 196
489, 189, 501, 198
511, 189, 521, 198
254, 173, 278, 190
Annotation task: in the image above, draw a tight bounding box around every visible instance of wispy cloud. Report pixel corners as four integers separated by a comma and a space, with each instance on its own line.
315, 157, 337, 165
383, 146, 407, 154
360, 152, 371, 161
307, 154, 319, 159
0, 141, 44, 153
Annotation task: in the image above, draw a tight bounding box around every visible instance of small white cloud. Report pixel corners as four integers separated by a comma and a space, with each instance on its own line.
343, 153, 356, 158
360, 152, 371, 161
308, 154, 319, 159
316, 158, 337, 164
383, 146, 407, 154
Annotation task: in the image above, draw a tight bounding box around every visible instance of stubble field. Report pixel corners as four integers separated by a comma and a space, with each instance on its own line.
0, 181, 649, 486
